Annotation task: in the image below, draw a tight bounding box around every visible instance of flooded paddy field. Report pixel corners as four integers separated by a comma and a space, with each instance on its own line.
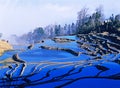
0, 34, 120, 88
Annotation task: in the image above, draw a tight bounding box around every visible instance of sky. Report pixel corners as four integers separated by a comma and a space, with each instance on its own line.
0, 0, 119, 38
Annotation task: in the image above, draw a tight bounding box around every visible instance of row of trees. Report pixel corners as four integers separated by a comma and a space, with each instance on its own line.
44, 23, 76, 37
16, 6, 120, 44
16, 23, 76, 43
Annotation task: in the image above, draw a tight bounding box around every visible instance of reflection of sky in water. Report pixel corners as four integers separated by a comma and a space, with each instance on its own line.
0, 36, 120, 88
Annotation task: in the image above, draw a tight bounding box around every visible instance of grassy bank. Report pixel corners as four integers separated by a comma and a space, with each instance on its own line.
0, 40, 13, 56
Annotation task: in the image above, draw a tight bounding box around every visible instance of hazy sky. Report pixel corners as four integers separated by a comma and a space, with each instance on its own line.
0, 0, 119, 38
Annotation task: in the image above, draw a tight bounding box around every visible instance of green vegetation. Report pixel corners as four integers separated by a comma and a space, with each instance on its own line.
76, 6, 120, 34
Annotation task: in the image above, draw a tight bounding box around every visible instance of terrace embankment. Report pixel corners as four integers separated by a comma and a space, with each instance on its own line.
40, 46, 81, 56
52, 37, 75, 43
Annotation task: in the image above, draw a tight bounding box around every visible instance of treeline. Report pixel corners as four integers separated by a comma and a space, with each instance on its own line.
15, 23, 76, 43
16, 6, 120, 44
76, 6, 120, 34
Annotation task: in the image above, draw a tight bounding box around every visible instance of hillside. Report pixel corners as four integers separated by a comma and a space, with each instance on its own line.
0, 40, 13, 56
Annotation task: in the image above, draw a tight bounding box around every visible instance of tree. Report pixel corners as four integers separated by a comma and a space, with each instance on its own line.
63, 24, 68, 35
115, 14, 120, 27
95, 5, 104, 22
32, 27, 45, 42
108, 14, 120, 33
93, 5, 105, 32
114, 14, 120, 33
76, 7, 89, 33
55, 24, 61, 36
0, 33, 2, 38
71, 23, 76, 34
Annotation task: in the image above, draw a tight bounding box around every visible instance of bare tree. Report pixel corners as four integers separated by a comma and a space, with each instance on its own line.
76, 7, 89, 33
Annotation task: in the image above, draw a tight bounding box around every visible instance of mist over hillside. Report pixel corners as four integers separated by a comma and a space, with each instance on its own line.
5, 6, 120, 45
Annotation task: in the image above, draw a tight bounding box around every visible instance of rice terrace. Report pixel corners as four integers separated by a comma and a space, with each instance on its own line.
0, 0, 120, 88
